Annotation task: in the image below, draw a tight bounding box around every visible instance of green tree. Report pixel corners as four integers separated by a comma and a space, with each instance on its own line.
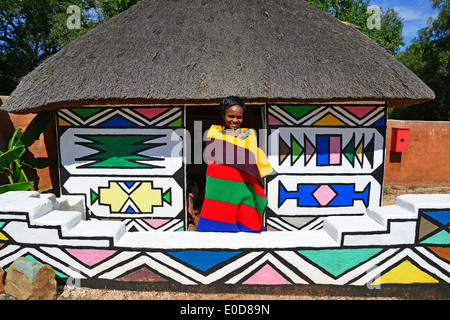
0, 0, 142, 95
307, 0, 405, 55
391, 0, 449, 120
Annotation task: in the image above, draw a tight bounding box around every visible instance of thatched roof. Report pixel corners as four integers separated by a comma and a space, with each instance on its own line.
1, 0, 434, 113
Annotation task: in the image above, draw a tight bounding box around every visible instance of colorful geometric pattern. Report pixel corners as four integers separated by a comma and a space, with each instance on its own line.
57, 106, 186, 231
416, 209, 450, 245
0, 244, 448, 286
75, 134, 166, 169
58, 106, 183, 128
94, 181, 172, 214
0, 194, 449, 289
268, 105, 386, 127
279, 182, 370, 208
266, 104, 386, 230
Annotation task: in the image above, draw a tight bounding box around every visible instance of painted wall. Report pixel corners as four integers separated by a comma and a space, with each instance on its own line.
56, 106, 186, 232
266, 104, 387, 231
0, 191, 449, 290
385, 120, 450, 184
55, 104, 388, 232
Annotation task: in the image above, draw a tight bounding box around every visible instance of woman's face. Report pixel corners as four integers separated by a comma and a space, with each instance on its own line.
223, 105, 244, 130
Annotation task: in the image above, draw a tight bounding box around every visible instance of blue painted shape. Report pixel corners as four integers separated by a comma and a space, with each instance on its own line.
125, 182, 136, 188
329, 184, 369, 207
372, 117, 385, 126
279, 182, 318, 207
101, 115, 136, 127
167, 250, 242, 272
424, 210, 450, 226
279, 182, 369, 207
317, 136, 329, 165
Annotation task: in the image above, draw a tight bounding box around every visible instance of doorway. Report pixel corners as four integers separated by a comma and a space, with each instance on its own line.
185, 105, 264, 230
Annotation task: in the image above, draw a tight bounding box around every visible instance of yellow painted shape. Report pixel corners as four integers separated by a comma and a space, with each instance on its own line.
58, 117, 71, 126
313, 114, 346, 126
373, 260, 439, 285
0, 232, 8, 241
356, 140, 364, 164
130, 182, 162, 213
99, 182, 129, 212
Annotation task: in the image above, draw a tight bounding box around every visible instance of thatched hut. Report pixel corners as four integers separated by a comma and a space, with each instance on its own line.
1, 0, 434, 232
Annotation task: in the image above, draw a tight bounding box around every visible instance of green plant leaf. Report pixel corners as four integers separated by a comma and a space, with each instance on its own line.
22, 157, 56, 169
8, 128, 23, 150
0, 181, 34, 194
20, 110, 57, 147
0, 145, 26, 168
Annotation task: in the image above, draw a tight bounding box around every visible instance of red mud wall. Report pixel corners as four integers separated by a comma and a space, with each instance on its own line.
385, 119, 450, 184
0, 97, 59, 193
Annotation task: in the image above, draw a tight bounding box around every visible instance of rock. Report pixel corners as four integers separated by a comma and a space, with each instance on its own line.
4, 257, 57, 300
0, 268, 4, 292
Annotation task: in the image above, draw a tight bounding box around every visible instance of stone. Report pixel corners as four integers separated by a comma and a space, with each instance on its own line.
0, 268, 4, 292
4, 257, 57, 300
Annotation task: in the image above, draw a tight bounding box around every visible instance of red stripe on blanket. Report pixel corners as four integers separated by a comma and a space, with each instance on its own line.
200, 198, 263, 231
206, 162, 266, 199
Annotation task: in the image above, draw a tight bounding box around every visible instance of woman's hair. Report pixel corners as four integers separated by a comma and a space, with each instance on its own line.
219, 96, 246, 115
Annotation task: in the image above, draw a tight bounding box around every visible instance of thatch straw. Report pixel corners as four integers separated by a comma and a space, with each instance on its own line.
1, 0, 434, 113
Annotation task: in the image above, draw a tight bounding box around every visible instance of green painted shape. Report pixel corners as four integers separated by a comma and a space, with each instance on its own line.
163, 189, 171, 203
91, 189, 98, 204
70, 108, 103, 119
291, 136, 303, 163
420, 230, 450, 245
0, 222, 5, 228
280, 105, 319, 119
168, 117, 182, 127
298, 248, 383, 277
79, 135, 160, 168
343, 139, 355, 164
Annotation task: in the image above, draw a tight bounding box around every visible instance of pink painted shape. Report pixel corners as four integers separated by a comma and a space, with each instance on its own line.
66, 249, 117, 267
268, 114, 285, 126
305, 138, 315, 163
313, 185, 337, 206
243, 264, 291, 285
343, 106, 376, 119
134, 108, 169, 120
144, 219, 170, 229
329, 136, 341, 164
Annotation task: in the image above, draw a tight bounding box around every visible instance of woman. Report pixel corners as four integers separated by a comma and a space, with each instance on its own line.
196, 96, 273, 232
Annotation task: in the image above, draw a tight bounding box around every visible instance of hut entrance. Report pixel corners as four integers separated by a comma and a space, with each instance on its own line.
185, 105, 264, 230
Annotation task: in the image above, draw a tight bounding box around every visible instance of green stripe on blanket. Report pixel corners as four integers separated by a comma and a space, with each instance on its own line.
204, 176, 267, 215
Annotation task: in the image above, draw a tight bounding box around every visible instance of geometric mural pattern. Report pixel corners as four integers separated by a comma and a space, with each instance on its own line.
0, 195, 449, 288
266, 104, 387, 231
57, 106, 186, 232
0, 243, 449, 287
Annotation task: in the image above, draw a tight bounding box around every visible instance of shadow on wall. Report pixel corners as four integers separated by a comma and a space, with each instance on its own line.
0, 96, 60, 194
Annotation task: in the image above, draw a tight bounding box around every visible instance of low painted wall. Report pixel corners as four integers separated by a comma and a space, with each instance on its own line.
0, 191, 449, 294
385, 120, 450, 184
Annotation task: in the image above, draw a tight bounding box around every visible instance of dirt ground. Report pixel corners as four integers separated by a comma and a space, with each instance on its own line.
1, 183, 449, 300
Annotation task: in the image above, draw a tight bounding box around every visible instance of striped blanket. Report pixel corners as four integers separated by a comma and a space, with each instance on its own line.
196, 125, 273, 232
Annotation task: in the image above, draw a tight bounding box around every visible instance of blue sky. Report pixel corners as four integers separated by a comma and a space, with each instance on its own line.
369, 0, 439, 50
